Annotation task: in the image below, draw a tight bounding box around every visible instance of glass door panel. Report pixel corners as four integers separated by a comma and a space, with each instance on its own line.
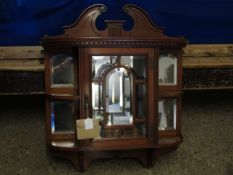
106, 67, 133, 126
136, 85, 146, 118
158, 98, 177, 130
91, 55, 147, 138
159, 54, 177, 85
51, 54, 74, 87
51, 100, 75, 133
120, 56, 146, 78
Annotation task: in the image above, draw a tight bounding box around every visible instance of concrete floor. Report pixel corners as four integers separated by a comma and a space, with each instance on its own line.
0, 92, 233, 175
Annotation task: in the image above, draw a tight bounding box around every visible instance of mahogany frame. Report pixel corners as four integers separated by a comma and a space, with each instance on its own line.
42, 4, 186, 171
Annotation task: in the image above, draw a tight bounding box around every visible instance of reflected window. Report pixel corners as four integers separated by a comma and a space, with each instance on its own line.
158, 98, 176, 130
51, 54, 74, 87
51, 101, 75, 133
159, 54, 177, 85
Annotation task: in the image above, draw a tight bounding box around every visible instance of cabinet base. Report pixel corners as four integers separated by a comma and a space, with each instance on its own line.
48, 145, 179, 172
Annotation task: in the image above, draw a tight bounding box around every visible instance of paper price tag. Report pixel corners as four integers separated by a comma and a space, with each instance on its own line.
84, 118, 94, 130
76, 118, 100, 140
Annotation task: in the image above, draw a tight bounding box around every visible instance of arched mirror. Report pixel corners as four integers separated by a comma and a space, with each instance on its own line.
91, 54, 147, 138
105, 67, 133, 126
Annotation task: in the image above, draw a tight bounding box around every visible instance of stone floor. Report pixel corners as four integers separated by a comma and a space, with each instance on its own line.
0, 92, 233, 175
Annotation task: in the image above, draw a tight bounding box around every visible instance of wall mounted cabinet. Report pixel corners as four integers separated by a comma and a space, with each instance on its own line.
41, 4, 186, 171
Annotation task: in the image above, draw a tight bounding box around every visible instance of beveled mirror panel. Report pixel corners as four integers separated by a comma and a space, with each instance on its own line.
158, 98, 176, 130
92, 84, 103, 110
105, 67, 133, 125
100, 124, 146, 138
51, 100, 75, 133
51, 54, 74, 87
92, 56, 117, 79
159, 54, 177, 85
91, 54, 147, 138
136, 85, 146, 118
120, 56, 146, 78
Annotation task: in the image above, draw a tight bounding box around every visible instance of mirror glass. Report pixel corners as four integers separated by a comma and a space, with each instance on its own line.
136, 85, 146, 118
100, 124, 146, 138
158, 98, 176, 130
159, 54, 177, 85
121, 56, 146, 78
51, 101, 75, 133
92, 56, 116, 79
92, 84, 102, 110
51, 54, 74, 87
106, 67, 133, 125
91, 55, 147, 138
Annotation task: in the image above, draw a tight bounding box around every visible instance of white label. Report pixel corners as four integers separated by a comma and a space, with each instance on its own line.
84, 118, 94, 130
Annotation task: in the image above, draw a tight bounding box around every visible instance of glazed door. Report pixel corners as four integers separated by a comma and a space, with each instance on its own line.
81, 48, 156, 142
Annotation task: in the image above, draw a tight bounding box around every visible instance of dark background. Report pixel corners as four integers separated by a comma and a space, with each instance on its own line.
1, 0, 233, 45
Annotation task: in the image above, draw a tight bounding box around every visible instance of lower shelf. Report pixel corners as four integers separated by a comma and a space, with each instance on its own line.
48, 136, 182, 172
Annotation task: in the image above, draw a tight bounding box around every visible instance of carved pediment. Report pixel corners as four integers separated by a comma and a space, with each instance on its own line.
61, 4, 165, 38
62, 4, 106, 38
42, 4, 186, 47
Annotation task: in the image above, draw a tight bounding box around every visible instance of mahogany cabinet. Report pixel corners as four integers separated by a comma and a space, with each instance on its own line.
41, 4, 186, 171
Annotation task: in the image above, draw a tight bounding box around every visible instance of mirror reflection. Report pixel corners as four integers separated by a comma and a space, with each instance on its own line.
158, 98, 176, 130
51, 101, 75, 133
92, 84, 102, 110
121, 56, 146, 78
100, 124, 146, 138
159, 54, 177, 85
91, 55, 147, 138
105, 68, 133, 125
51, 54, 74, 87
136, 85, 146, 118
92, 56, 116, 78
92, 55, 146, 79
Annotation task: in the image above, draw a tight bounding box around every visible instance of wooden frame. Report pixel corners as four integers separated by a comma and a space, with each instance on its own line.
42, 4, 186, 171
83, 48, 155, 138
